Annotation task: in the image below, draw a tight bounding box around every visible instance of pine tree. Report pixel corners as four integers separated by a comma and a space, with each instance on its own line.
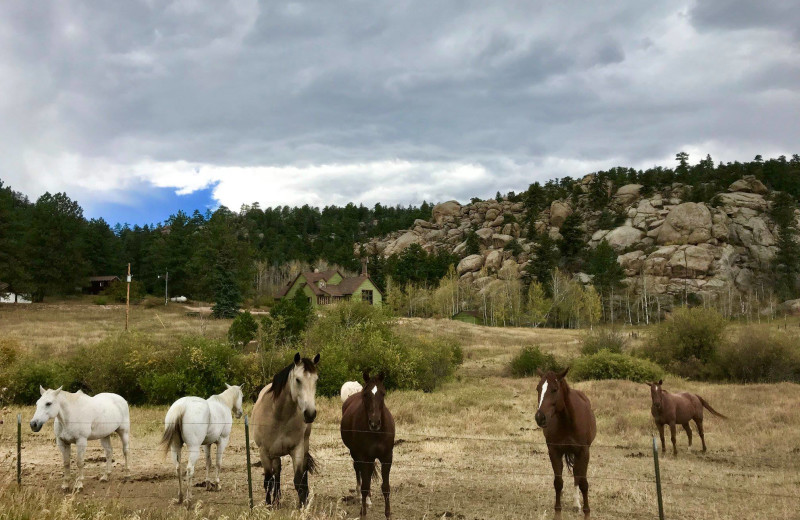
588, 239, 624, 297
526, 233, 559, 295
464, 230, 481, 256
211, 256, 242, 319
558, 213, 587, 268
771, 192, 800, 299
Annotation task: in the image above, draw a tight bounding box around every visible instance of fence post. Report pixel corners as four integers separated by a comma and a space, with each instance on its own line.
17, 413, 22, 486
245, 415, 254, 509
652, 435, 664, 520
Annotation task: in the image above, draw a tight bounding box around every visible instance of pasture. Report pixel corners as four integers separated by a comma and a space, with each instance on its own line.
1, 303, 799, 519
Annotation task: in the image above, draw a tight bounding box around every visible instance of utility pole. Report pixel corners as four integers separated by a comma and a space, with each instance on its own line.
125, 263, 131, 331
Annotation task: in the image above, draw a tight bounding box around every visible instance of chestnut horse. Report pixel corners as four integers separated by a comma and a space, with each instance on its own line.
341, 371, 395, 519
535, 368, 596, 519
647, 379, 727, 456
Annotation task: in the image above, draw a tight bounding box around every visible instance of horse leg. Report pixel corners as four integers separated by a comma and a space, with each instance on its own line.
358, 460, 375, 519
74, 438, 87, 492
574, 449, 591, 519
185, 445, 201, 505
682, 423, 693, 449
657, 422, 666, 454
58, 439, 72, 491
259, 447, 275, 505
669, 422, 678, 456
171, 445, 184, 504
272, 457, 283, 507
203, 445, 212, 490
290, 444, 310, 507
352, 459, 371, 506
118, 428, 131, 480
99, 436, 113, 482
214, 436, 229, 491
548, 447, 564, 519
380, 456, 392, 519
696, 418, 707, 452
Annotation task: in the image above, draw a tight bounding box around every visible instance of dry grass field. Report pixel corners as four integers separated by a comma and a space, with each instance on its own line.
1, 304, 799, 519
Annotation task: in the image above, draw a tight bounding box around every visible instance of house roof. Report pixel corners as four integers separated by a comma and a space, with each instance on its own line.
275, 271, 383, 299
89, 276, 120, 282
275, 270, 343, 298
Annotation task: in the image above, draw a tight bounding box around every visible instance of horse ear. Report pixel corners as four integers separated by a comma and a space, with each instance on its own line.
536, 368, 544, 377
557, 367, 570, 380
377, 372, 385, 382
657, 379, 663, 386
294, 352, 301, 365
40, 385, 46, 396
313, 353, 320, 364
363, 370, 370, 383
225, 383, 231, 389
54, 386, 63, 395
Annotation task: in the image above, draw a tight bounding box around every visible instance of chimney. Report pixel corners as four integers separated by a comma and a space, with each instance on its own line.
361, 258, 368, 276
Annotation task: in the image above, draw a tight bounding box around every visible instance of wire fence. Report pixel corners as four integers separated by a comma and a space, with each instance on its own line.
1, 415, 798, 519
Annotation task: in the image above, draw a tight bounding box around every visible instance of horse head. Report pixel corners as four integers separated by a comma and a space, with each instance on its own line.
224, 383, 244, 419
30, 386, 63, 432
361, 370, 387, 432
647, 379, 664, 411
288, 352, 320, 424
535, 367, 570, 428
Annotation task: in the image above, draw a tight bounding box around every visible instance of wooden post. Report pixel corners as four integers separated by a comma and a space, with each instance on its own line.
17, 414, 21, 486
245, 415, 254, 509
125, 263, 131, 331
652, 436, 664, 520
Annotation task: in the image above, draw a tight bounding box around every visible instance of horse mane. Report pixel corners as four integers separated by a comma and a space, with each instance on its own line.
268, 359, 317, 399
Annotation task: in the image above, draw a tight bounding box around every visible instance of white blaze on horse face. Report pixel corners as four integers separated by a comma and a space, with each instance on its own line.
292, 365, 318, 417
538, 380, 548, 411
371, 385, 378, 395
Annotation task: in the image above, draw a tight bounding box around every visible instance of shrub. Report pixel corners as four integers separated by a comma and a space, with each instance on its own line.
719, 328, 800, 383
3, 359, 67, 404
303, 300, 462, 396
101, 279, 146, 303
571, 350, 664, 383
142, 295, 164, 308
268, 291, 313, 343
581, 328, 627, 355
642, 306, 726, 379
509, 346, 560, 378
228, 311, 259, 348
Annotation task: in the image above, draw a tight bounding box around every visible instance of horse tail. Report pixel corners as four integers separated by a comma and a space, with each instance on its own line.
305, 452, 318, 475
159, 402, 185, 457
372, 461, 381, 483
564, 452, 575, 474
698, 395, 727, 419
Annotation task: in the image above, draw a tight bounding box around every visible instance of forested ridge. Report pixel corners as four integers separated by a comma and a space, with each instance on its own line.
1, 153, 799, 304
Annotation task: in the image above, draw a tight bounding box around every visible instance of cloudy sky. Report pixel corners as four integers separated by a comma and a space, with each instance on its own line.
0, 0, 798, 225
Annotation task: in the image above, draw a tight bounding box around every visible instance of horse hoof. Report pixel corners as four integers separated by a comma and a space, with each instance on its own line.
99, 475, 109, 482
366, 495, 372, 506
61, 484, 71, 492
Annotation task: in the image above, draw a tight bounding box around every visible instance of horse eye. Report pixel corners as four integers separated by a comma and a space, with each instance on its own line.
551, 388, 556, 393
296, 378, 302, 385
46, 402, 52, 406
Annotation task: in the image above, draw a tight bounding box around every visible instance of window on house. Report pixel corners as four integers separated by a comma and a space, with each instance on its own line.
362, 290, 373, 305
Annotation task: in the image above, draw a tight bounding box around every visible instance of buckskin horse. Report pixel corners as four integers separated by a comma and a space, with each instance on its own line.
647, 379, 727, 455
535, 368, 596, 519
252, 352, 320, 508
341, 371, 395, 519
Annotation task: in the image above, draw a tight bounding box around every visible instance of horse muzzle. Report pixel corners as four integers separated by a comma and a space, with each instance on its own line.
368, 420, 381, 432
534, 410, 546, 428
303, 410, 317, 424
29, 420, 42, 432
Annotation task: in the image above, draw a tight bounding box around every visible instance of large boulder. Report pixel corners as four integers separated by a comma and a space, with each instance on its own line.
668, 246, 715, 277
604, 225, 645, 251
614, 184, 643, 206
384, 231, 421, 256
484, 250, 503, 271
432, 201, 462, 225
476, 228, 494, 243
657, 202, 713, 245
457, 254, 484, 275
729, 175, 768, 195
492, 234, 513, 248
549, 201, 572, 228
618, 251, 646, 276
717, 192, 768, 212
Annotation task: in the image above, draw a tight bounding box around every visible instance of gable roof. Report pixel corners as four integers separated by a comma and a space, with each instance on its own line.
275, 270, 343, 298
275, 271, 383, 299
89, 276, 120, 282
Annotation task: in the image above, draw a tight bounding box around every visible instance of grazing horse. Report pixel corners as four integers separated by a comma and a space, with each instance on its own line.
340, 381, 363, 403
30, 386, 131, 491
253, 352, 320, 508
160, 384, 243, 504
647, 379, 727, 456
341, 371, 395, 519
535, 368, 596, 519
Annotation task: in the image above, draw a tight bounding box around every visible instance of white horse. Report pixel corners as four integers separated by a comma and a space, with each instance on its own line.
340, 381, 363, 403
30, 386, 131, 491
160, 384, 243, 504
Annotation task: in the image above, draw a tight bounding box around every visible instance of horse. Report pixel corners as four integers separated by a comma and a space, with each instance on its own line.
341, 371, 395, 519
29, 386, 131, 491
535, 368, 596, 519
647, 379, 727, 456
252, 352, 320, 508
340, 381, 363, 403
160, 384, 243, 504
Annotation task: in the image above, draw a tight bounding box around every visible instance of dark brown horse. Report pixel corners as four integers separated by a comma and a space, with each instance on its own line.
341, 371, 395, 519
647, 379, 727, 456
535, 367, 596, 519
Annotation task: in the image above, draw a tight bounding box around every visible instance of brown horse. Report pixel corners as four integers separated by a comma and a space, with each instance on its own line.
647, 379, 727, 456
341, 371, 395, 519
252, 353, 320, 508
535, 367, 596, 519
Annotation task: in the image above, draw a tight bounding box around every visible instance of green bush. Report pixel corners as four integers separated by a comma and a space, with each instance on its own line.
303, 300, 462, 396
581, 328, 627, 355
719, 328, 800, 383
641, 306, 726, 379
101, 279, 146, 303
228, 311, 259, 348
509, 346, 560, 377
93, 296, 108, 305
3, 359, 66, 404
268, 291, 313, 343
571, 350, 664, 383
